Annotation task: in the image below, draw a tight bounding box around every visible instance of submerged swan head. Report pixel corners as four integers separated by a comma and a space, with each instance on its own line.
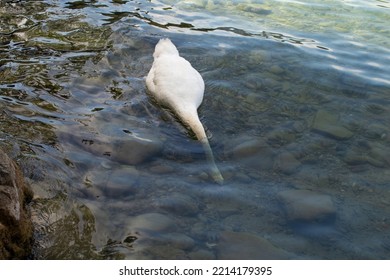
153, 38, 180, 58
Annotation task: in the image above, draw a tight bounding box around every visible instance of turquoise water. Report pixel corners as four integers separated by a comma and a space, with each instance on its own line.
1, 0, 389, 259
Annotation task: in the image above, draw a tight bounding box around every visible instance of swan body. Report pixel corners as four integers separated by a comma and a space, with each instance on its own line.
146, 38, 223, 184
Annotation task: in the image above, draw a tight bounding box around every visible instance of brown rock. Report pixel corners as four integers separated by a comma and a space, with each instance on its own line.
0, 149, 33, 259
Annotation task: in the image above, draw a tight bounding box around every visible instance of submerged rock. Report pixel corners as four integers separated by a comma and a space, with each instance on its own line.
123, 213, 186, 259
0, 149, 33, 259
229, 137, 275, 170
364, 123, 388, 140
149, 163, 175, 174
75, 132, 163, 166
278, 189, 336, 222
188, 249, 215, 260
269, 65, 284, 75
161, 232, 195, 250
216, 231, 292, 259
343, 142, 390, 168
127, 212, 176, 234
274, 151, 301, 175
155, 194, 200, 217
85, 166, 140, 198
312, 110, 353, 140
110, 135, 163, 165
228, 136, 304, 175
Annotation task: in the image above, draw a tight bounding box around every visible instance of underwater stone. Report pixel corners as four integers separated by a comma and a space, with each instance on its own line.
343, 142, 390, 168
216, 231, 292, 259
244, 74, 263, 90
312, 110, 353, 140
149, 164, 175, 174
364, 123, 388, 140
188, 249, 216, 260
128, 212, 175, 233
162, 232, 195, 250
104, 167, 140, 197
222, 214, 267, 233
270, 65, 284, 74
266, 128, 296, 145
229, 137, 275, 170
278, 189, 336, 222
367, 143, 390, 167
75, 131, 163, 166
237, 3, 272, 15
143, 244, 187, 259
274, 151, 301, 175
155, 194, 200, 217
111, 135, 163, 165
178, 0, 207, 9
84, 166, 140, 198
343, 151, 367, 167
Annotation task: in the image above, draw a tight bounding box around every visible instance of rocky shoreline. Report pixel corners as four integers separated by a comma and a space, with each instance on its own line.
0, 149, 33, 259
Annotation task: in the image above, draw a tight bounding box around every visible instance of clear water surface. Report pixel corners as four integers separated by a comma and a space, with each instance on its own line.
0, 0, 389, 259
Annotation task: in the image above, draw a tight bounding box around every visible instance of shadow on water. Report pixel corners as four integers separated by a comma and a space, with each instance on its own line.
1, 0, 390, 259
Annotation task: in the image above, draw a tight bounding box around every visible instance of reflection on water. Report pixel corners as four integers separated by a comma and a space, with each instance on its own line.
1, 0, 390, 259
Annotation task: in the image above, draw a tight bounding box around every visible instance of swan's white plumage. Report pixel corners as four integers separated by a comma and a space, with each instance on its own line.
146, 38, 223, 184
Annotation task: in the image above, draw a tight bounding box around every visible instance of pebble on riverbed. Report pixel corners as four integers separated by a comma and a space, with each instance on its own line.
75, 132, 164, 166
311, 109, 353, 140
216, 231, 293, 259
343, 141, 390, 168
85, 166, 140, 198
123, 212, 200, 259
109, 136, 164, 165
127, 212, 176, 234
154, 193, 200, 217
277, 189, 336, 222
274, 151, 301, 175
227, 136, 303, 175
188, 249, 216, 260
228, 136, 275, 171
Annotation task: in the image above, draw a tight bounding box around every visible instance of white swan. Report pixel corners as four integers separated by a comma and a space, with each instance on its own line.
146, 38, 223, 184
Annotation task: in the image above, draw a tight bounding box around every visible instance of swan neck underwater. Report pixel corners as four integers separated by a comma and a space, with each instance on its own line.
146, 38, 224, 184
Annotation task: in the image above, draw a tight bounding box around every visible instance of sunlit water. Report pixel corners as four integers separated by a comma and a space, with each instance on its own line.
1, 0, 389, 259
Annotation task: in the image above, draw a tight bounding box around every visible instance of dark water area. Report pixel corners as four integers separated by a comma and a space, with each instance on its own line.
1, 0, 389, 259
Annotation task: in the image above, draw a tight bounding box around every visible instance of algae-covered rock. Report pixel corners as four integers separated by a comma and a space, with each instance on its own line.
0, 149, 33, 259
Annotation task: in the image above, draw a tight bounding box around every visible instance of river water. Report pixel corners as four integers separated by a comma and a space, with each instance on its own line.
1, 0, 389, 259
